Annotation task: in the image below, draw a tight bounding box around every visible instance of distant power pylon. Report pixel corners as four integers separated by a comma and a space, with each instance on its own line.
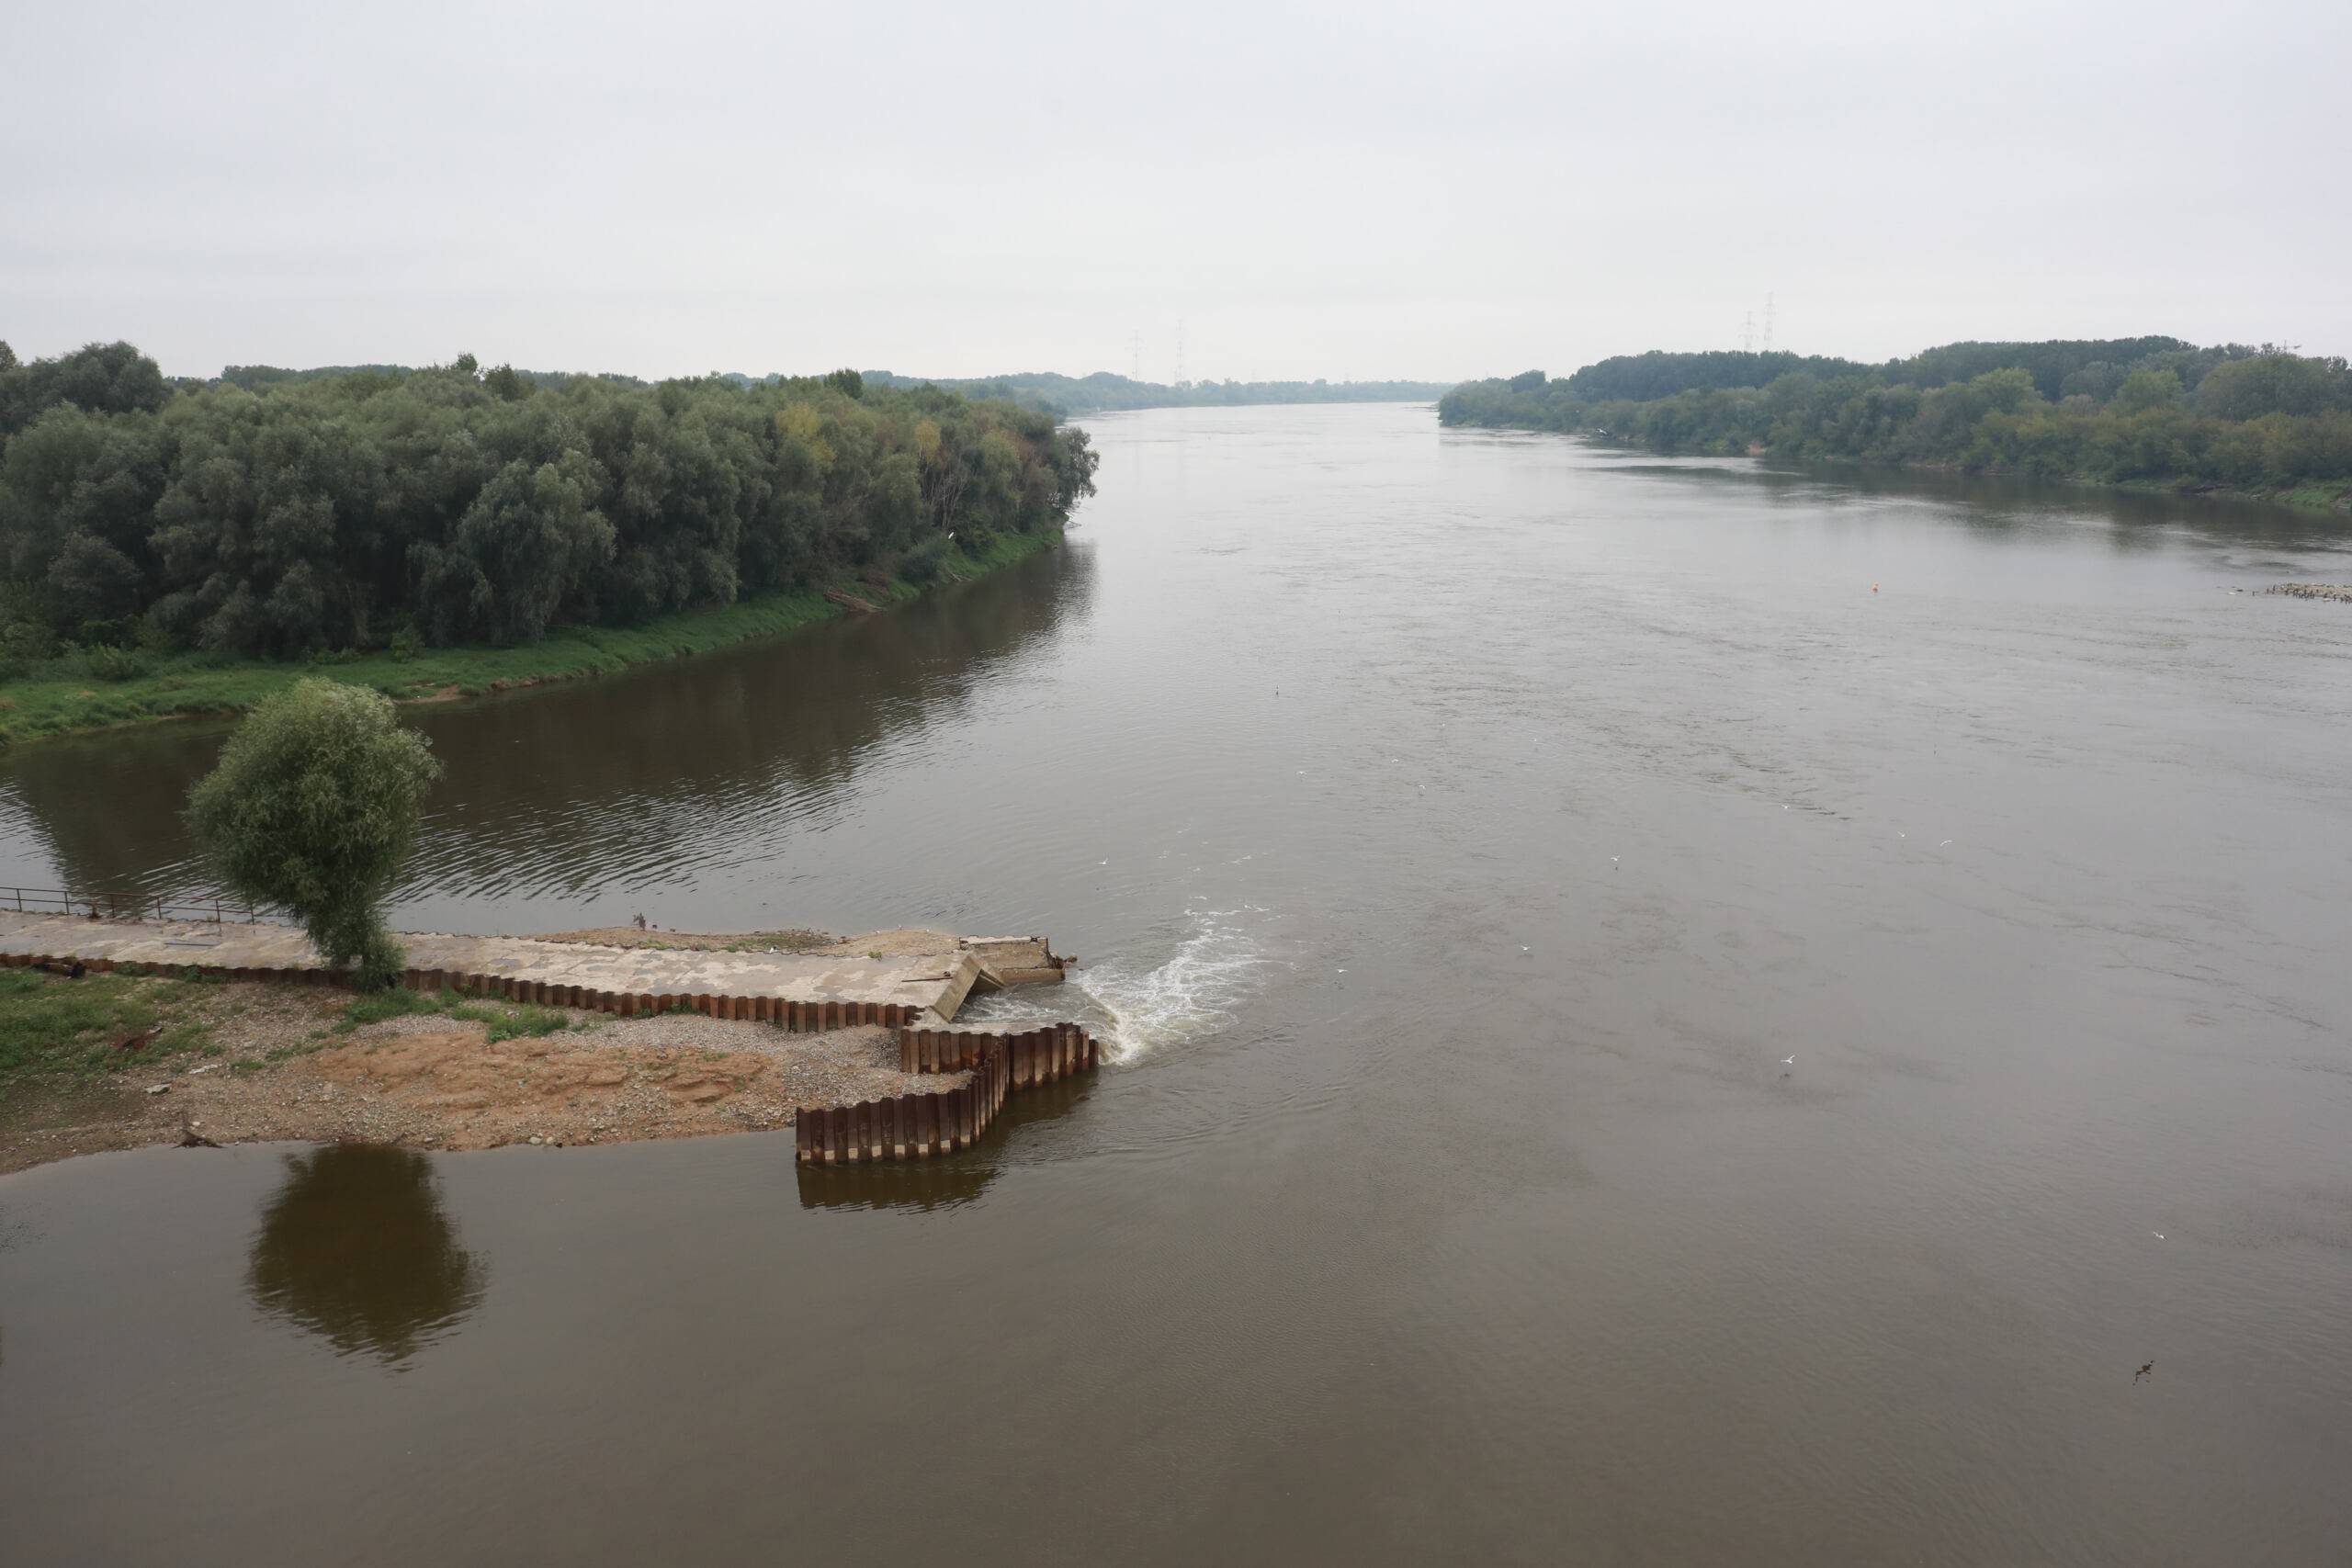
1742, 311, 1757, 353
1128, 331, 1142, 383
1174, 319, 1188, 387
1762, 293, 1776, 354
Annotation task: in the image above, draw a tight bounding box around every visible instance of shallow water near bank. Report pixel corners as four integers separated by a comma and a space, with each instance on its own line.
6, 404, 2352, 1563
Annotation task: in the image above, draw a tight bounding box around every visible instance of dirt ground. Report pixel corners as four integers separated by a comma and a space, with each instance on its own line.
0, 981, 961, 1175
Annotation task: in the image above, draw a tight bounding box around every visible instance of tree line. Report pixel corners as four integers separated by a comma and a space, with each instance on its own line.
1439, 338, 2352, 495
0, 344, 1098, 660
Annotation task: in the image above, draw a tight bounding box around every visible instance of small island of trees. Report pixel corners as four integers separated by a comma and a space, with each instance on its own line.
0, 344, 1098, 665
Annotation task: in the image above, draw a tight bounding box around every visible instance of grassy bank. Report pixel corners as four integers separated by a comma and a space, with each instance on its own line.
0, 527, 1059, 746
0, 966, 582, 1097
0, 966, 218, 1084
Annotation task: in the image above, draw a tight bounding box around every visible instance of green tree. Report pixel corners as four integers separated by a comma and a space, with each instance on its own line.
187, 678, 442, 987
2111, 367, 2183, 413
2195, 353, 2348, 420
415, 453, 614, 644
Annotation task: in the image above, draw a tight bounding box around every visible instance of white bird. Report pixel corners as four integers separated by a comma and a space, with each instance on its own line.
1521, 945, 1531, 953
2152, 1231, 2165, 1240
1940, 840, 1953, 847
1781, 1054, 1796, 1066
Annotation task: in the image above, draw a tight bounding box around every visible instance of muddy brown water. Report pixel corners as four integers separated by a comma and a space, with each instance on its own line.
5, 404, 2352, 1564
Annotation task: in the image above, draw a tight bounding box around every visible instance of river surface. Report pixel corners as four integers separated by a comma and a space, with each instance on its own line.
5, 404, 2351, 1564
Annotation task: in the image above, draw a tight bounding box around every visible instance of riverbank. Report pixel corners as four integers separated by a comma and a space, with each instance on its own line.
1547, 429, 2352, 513
0, 965, 963, 1174
0, 526, 1061, 747
0, 915, 1083, 1172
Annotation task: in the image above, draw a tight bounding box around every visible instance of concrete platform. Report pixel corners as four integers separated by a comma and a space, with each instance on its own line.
0, 913, 984, 1024
962, 935, 1073, 990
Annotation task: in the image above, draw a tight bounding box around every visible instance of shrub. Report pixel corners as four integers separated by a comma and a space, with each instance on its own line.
899, 535, 952, 584
85, 643, 152, 682
0, 615, 54, 663
186, 679, 443, 988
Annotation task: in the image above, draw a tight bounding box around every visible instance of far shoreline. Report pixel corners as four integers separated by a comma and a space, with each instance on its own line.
1451, 422, 2352, 516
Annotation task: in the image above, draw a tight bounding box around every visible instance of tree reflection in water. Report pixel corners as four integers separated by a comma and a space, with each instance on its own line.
246, 1145, 485, 1365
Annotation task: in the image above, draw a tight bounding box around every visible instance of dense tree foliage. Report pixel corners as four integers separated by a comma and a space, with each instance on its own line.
1440, 339, 2352, 495
860, 369, 1452, 418
187, 678, 442, 987
1557, 350, 1877, 401
0, 343, 1098, 655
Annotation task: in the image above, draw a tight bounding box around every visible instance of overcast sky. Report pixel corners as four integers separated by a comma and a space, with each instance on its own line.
6, 0, 2346, 383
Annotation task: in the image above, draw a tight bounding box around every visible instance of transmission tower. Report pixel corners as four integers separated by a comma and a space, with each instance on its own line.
1762, 293, 1776, 354
1174, 318, 1188, 387
1742, 310, 1757, 354
1128, 330, 1142, 384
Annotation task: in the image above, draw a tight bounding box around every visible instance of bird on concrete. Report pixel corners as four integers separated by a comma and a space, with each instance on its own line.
2135, 1360, 2155, 1382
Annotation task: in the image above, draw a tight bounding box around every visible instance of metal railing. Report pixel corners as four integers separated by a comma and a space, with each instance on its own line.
0, 886, 259, 924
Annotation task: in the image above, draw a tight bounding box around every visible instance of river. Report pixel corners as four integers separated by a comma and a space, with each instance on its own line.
4, 403, 2350, 1563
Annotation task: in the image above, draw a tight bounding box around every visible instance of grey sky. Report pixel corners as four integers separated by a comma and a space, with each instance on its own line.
6, 0, 2346, 382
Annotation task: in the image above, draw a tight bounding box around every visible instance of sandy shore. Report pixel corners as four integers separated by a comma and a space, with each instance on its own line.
0, 973, 963, 1175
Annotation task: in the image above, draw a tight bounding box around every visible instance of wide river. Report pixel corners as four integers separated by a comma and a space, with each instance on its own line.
4, 403, 2350, 1563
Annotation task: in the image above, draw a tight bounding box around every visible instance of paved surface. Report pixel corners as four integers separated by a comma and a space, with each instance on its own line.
0, 913, 983, 1021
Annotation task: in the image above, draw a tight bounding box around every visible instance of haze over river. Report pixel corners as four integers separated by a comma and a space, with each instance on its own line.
5, 404, 2350, 1563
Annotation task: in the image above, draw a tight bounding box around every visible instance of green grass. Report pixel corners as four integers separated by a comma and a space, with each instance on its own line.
0, 968, 603, 1102
0, 968, 214, 1085
2278, 480, 2352, 513
0, 527, 1061, 746
336, 986, 578, 1043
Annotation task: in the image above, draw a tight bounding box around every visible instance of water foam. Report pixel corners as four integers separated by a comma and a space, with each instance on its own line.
1074, 907, 1275, 1063
958, 906, 1274, 1064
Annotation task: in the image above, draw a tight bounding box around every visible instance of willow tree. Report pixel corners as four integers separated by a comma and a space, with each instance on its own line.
187, 678, 441, 987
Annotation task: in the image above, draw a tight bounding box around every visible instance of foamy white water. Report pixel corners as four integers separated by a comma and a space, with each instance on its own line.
956, 906, 1277, 1063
